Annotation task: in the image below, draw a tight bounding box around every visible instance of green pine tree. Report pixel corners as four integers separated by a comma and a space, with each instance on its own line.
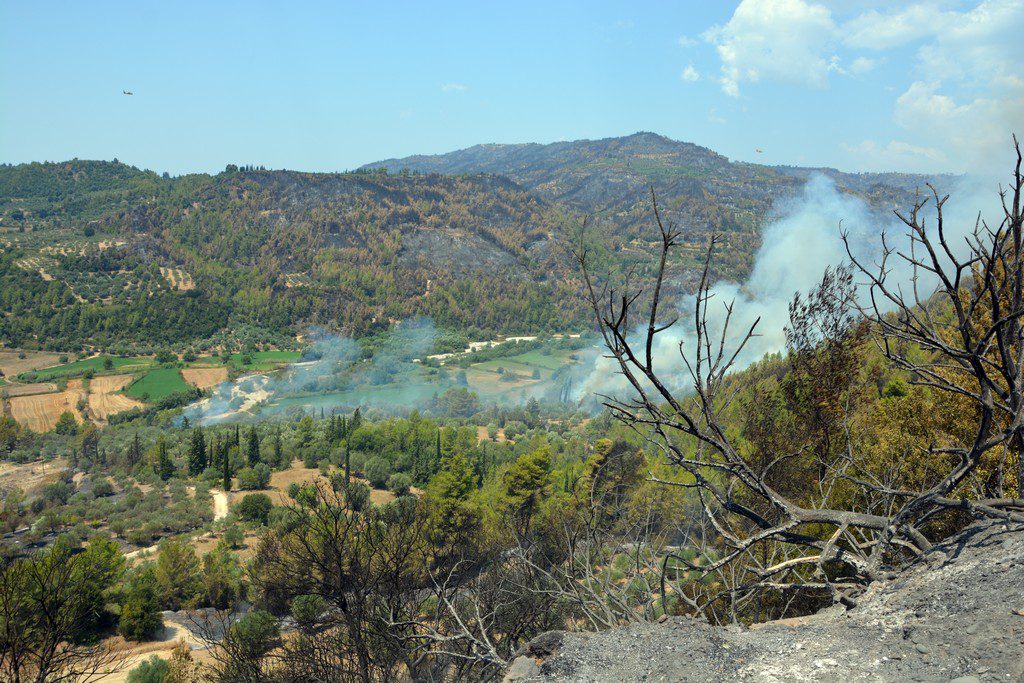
501, 447, 552, 540
426, 450, 480, 546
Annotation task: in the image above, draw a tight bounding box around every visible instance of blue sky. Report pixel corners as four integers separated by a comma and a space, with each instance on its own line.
1, 1, 1020, 175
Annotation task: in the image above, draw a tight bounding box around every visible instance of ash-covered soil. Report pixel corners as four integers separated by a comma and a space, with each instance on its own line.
508, 522, 1024, 682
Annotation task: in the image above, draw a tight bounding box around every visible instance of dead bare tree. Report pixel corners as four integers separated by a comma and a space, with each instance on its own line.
843, 137, 1024, 567
574, 145, 1024, 609
381, 555, 555, 682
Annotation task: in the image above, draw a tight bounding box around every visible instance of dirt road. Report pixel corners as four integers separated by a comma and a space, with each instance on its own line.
211, 489, 229, 521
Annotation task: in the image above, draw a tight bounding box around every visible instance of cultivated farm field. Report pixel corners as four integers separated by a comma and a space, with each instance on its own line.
227, 350, 302, 371
24, 355, 153, 382
0, 350, 63, 377
1, 382, 58, 397
125, 367, 191, 402
181, 366, 228, 389
9, 388, 84, 432
87, 374, 145, 421
1, 349, 301, 431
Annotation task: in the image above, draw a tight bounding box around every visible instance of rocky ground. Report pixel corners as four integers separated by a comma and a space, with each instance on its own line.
506, 521, 1024, 682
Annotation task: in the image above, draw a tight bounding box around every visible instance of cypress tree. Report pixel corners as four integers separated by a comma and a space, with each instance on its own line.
273, 427, 283, 466
344, 429, 351, 483
412, 439, 422, 483
156, 437, 174, 481
246, 427, 260, 466
222, 439, 231, 491
130, 432, 142, 466
188, 428, 206, 476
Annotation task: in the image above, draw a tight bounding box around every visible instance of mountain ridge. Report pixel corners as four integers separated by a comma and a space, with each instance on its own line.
0, 135, 948, 349
362, 132, 943, 278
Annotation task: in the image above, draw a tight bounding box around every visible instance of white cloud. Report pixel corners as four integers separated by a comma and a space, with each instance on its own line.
915, 0, 1024, 87
888, 1, 1024, 170
893, 81, 1023, 171
842, 4, 950, 49
841, 138, 948, 171
701, 0, 1023, 171
848, 56, 879, 74
703, 0, 838, 97
440, 83, 468, 93
704, 0, 1022, 94
677, 35, 698, 47
680, 65, 700, 82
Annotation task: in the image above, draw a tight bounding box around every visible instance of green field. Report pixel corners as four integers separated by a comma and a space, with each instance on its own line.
471, 348, 576, 378
125, 367, 191, 401
25, 355, 154, 381
228, 350, 302, 371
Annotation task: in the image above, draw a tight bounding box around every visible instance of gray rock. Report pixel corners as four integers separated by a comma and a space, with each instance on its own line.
517, 521, 1024, 682
504, 656, 541, 682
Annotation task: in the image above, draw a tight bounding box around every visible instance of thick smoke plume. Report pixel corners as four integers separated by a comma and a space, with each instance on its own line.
574, 161, 1015, 405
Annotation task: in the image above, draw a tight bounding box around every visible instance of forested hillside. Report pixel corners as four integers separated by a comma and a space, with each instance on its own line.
0, 134, 939, 352
0, 162, 583, 351
366, 132, 941, 276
